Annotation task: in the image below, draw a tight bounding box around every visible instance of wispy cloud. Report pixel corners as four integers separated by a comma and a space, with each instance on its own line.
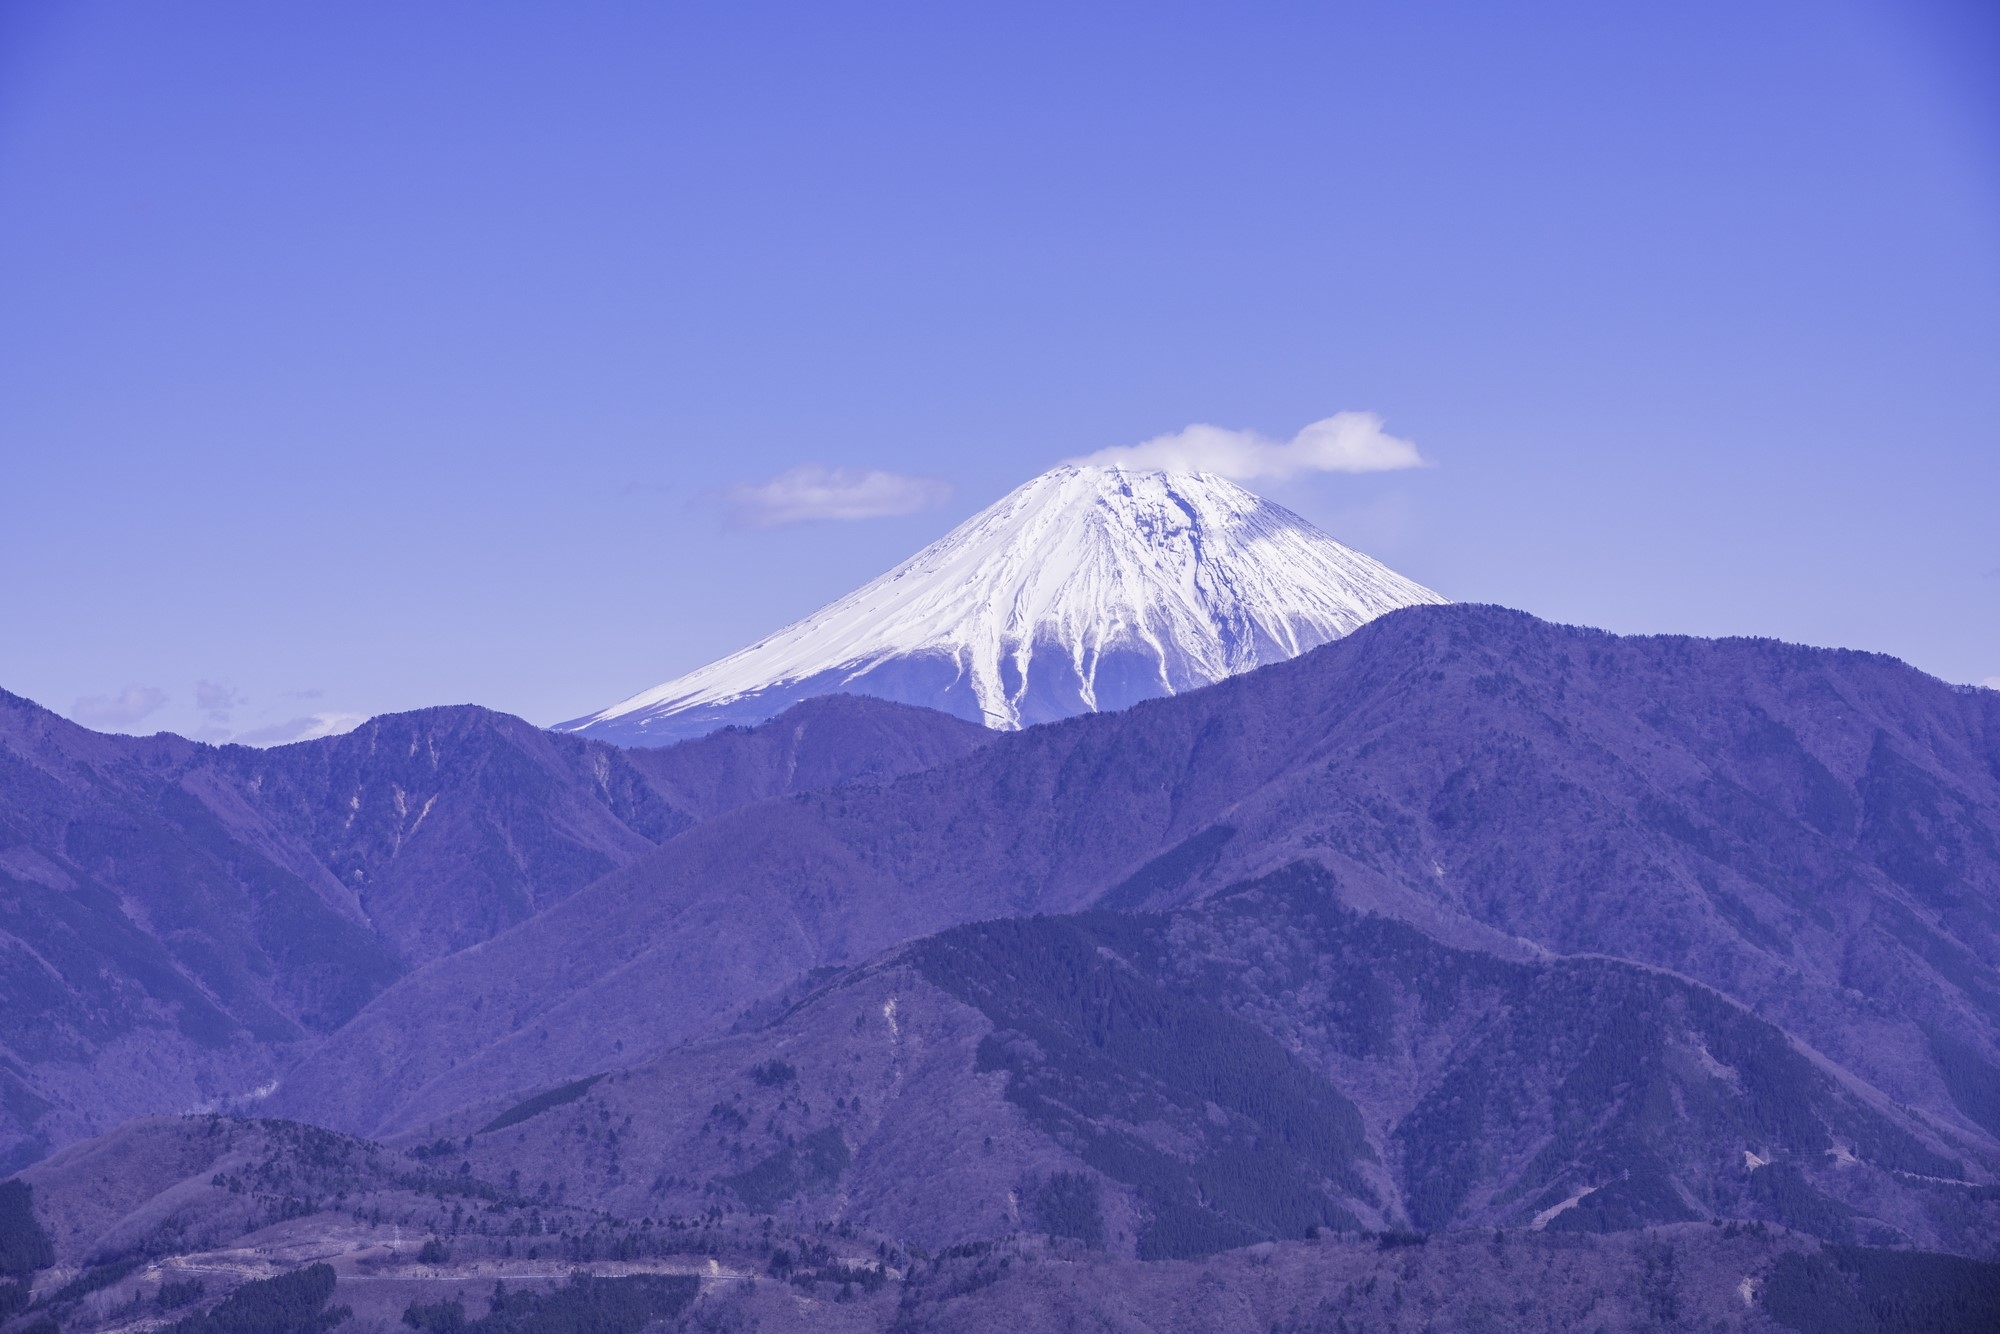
1982, 677, 2000, 691
230, 712, 367, 748
1074, 412, 1427, 480
72, 685, 168, 730
195, 680, 243, 714
728, 465, 953, 528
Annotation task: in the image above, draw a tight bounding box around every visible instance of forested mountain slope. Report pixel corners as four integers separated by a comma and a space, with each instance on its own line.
9, 603, 2000, 1332
417, 865, 1994, 1259
0, 690, 985, 1169
273, 607, 2000, 1157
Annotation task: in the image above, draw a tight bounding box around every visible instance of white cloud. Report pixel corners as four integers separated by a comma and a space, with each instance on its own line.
72, 685, 168, 730
728, 465, 953, 528
1981, 676, 2000, 691
230, 712, 367, 748
1073, 412, 1427, 480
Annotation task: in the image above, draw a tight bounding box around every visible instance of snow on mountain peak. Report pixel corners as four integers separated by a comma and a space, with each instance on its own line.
560, 464, 1446, 745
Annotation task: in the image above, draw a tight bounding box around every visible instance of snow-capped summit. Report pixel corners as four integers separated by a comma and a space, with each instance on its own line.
560, 464, 1446, 746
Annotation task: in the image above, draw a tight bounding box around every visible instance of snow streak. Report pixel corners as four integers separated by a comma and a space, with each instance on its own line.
565, 465, 1445, 740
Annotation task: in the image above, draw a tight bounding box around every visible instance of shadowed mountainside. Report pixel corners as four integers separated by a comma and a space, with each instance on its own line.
221, 692, 989, 965
8, 603, 2000, 1330
10, 870, 1999, 1332
0, 690, 987, 1169
270, 607, 2000, 1160
401, 865, 1993, 1262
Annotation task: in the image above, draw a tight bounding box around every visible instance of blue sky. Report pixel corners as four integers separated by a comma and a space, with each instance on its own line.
2, 1, 1996, 742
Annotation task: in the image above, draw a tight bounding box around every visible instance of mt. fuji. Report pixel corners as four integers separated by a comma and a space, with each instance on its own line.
561, 465, 1446, 746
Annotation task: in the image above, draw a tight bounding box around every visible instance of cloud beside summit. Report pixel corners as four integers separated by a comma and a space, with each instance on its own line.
1075, 412, 1427, 481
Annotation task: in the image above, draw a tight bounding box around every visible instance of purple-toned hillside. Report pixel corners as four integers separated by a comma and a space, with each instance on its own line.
4, 604, 1998, 1332
0, 689, 986, 1169
274, 606, 2000, 1159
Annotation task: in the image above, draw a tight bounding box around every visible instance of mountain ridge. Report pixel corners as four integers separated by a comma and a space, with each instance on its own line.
8, 602, 2000, 1332
0, 689, 987, 1169
268, 606, 2000, 1165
